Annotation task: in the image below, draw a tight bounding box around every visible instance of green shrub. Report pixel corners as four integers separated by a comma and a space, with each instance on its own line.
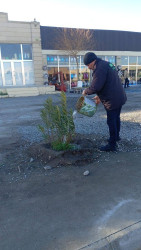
38, 92, 75, 151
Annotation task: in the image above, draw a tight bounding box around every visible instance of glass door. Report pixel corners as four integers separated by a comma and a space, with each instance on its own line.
14, 62, 23, 85
0, 63, 3, 86
129, 66, 136, 84
137, 66, 141, 84
3, 62, 13, 86
24, 61, 34, 85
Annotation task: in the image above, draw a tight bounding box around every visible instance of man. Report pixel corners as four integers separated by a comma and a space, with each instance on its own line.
82, 52, 127, 152
124, 68, 129, 88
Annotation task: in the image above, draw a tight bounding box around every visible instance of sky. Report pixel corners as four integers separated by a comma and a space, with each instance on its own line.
1, 0, 141, 32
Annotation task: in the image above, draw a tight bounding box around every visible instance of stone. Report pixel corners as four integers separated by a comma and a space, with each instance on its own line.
30, 157, 34, 162
83, 170, 90, 176
44, 165, 52, 170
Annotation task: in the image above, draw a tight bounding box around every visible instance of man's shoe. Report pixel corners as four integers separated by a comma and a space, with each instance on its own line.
107, 137, 121, 143
99, 144, 117, 152
117, 137, 121, 141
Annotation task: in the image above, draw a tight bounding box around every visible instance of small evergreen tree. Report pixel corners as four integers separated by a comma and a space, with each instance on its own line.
38, 92, 75, 151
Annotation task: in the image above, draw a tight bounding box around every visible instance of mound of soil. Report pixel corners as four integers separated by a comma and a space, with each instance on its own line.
26, 136, 100, 168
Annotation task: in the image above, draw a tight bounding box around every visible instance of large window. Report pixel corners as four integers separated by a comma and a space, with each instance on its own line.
98, 56, 105, 60
81, 56, 84, 65
70, 56, 80, 65
59, 67, 70, 81
0, 43, 34, 86
105, 56, 115, 65
59, 56, 69, 65
48, 67, 58, 83
47, 55, 58, 65
121, 56, 128, 65
70, 66, 77, 81
46, 53, 141, 86
129, 56, 137, 65
81, 66, 90, 86
1, 44, 21, 60
138, 57, 141, 65
0, 44, 33, 61
129, 66, 136, 82
22, 44, 32, 60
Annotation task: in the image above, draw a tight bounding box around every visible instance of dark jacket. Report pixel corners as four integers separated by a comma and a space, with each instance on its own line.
85, 58, 127, 110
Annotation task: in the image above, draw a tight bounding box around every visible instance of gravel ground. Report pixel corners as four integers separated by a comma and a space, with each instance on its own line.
16, 85, 141, 154
67, 86, 141, 151
73, 96, 141, 145
1, 85, 141, 156
0, 85, 141, 184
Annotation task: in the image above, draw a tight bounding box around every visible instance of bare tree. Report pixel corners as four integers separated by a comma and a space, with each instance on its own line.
54, 28, 95, 81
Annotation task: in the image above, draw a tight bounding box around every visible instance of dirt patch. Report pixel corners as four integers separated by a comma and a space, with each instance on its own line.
1, 131, 141, 179
26, 136, 100, 167
0, 134, 101, 178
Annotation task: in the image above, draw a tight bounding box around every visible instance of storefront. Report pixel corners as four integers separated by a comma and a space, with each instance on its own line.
121, 56, 141, 84
0, 43, 34, 86
46, 54, 117, 88
0, 12, 43, 90
41, 26, 141, 88
45, 53, 141, 87
46, 55, 89, 88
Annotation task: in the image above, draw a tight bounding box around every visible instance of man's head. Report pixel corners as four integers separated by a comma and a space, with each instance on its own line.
83, 52, 97, 70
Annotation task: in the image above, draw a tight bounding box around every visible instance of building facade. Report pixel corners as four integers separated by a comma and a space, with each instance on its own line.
0, 12, 43, 88
1, 12, 141, 91
41, 27, 141, 87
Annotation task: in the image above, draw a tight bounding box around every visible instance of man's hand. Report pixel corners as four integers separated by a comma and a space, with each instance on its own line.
93, 95, 101, 104
82, 90, 87, 96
